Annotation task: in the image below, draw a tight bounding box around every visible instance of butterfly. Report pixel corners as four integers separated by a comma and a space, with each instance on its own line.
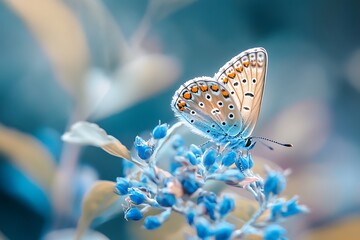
171, 47, 290, 151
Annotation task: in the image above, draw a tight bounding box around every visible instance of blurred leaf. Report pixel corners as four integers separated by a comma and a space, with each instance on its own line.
0, 124, 56, 193
62, 121, 131, 161
0, 231, 9, 240
45, 228, 109, 240
302, 216, 360, 240
5, 0, 89, 100
76, 181, 121, 240
92, 54, 180, 119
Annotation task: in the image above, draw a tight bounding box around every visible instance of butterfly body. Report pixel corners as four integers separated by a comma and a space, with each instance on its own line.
171, 48, 268, 152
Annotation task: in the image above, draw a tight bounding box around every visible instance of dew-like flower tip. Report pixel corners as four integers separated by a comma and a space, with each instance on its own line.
134, 136, 153, 160
152, 123, 168, 139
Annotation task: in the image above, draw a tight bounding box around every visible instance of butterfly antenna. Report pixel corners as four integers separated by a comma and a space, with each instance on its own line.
250, 136, 293, 148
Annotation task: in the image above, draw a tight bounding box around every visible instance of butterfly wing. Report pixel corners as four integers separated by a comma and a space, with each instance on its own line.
214, 47, 268, 138
171, 77, 243, 141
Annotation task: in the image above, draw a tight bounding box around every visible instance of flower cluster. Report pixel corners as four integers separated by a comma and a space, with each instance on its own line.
63, 121, 307, 239
115, 122, 307, 239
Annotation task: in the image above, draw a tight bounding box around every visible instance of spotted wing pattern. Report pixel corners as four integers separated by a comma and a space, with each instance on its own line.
214, 47, 268, 138
171, 78, 242, 140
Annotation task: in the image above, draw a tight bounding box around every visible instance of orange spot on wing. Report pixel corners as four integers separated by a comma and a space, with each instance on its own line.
223, 77, 229, 84
227, 72, 236, 78
191, 86, 199, 93
221, 89, 229, 98
178, 100, 186, 107
243, 61, 249, 67
210, 85, 219, 92
199, 85, 208, 92
183, 91, 192, 99
236, 66, 243, 72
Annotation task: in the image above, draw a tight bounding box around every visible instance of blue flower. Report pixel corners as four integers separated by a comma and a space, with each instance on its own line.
186, 151, 198, 165
281, 197, 308, 217
134, 136, 153, 160
213, 222, 234, 240
144, 209, 171, 230
152, 123, 168, 139
144, 216, 162, 230
270, 200, 285, 221
263, 224, 287, 240
180, 173, 201, 194
198, 192, 217, 220
186, 210, 196, 225
195, 218, 213, 238
190, 144, 203, 156
236, 154, 254, 170
264, 172, 286, 199
203, 148, 217, 169
125, 208, 143, 221
129, 189, 147, 205
115, 177, 130, 195
221, 151, 236, 167
218, 196, 235, 217
156, 192, 176, 207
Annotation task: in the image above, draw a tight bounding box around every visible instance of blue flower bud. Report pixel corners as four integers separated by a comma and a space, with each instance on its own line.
213, 222, 234, 240
152, 123, 168, 139
134, 136, 153, 160
218, 196, 235, 217
156, 192, 176, 207
190, 144, 203, 156
281, 197, 308, 218
263, 224, 287, 240
125, 208, 143, 221
186, 210, 195, 225
129, 189, 146, 205
115, 177, 130, 195
238, 155, 250, 170
270, 200, 285, 221
195, 218, 213, 238
221, 151, 236, 167
203, 148, 217, 169
264, 172, 286, 199
181, 174, 201, 194
144, 216, 162, 230
198, 192, 217, 220
248, 154, 254, 168
186, 151, 198, 165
